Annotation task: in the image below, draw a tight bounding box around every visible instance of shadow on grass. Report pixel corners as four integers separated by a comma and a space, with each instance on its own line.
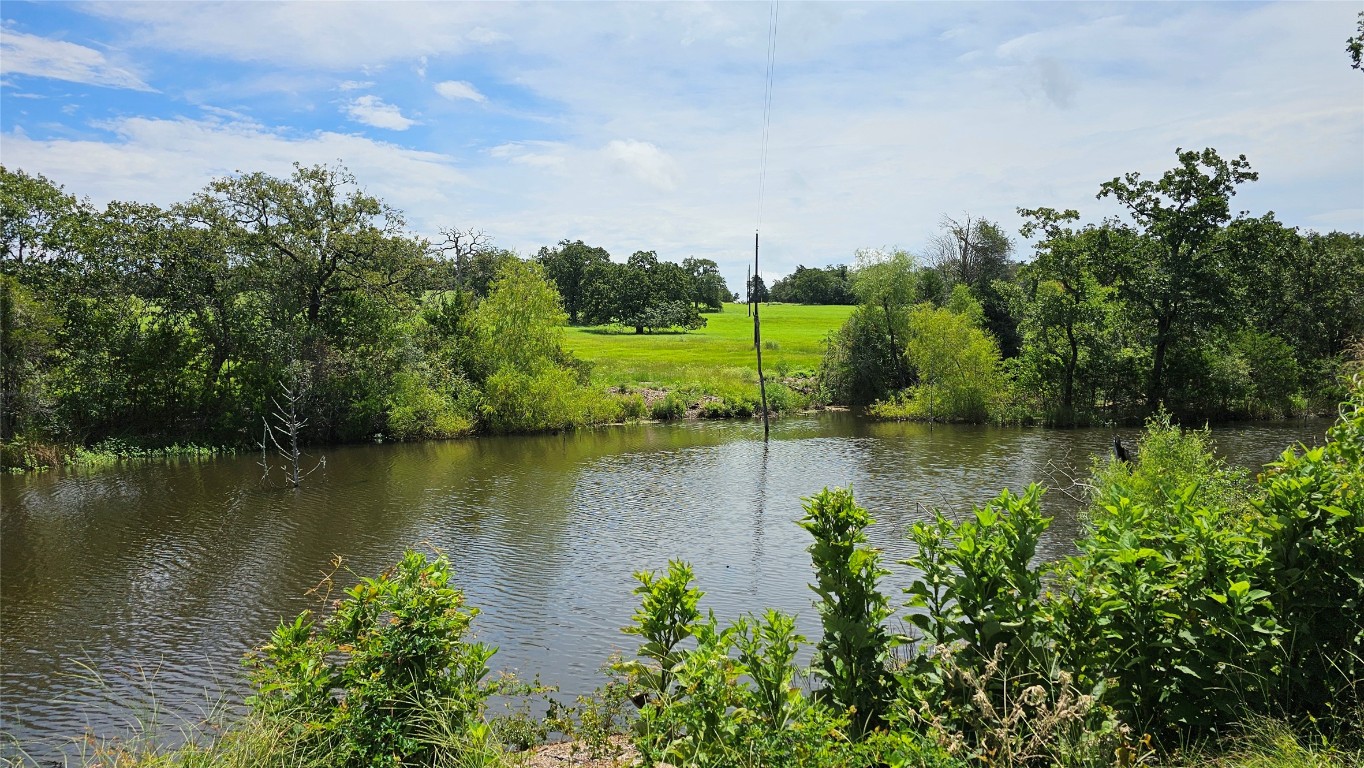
576, 326, 699, 336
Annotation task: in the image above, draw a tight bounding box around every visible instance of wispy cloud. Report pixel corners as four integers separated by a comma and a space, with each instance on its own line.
344, 95, 416, 130
435, 80, 486, 103
2, 2, 1359, 289
604, 140, 682, 192
0, 116, 469, 222
0, 29, 153, 91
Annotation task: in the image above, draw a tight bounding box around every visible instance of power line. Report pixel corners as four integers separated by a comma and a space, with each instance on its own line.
755, 0, 779, 232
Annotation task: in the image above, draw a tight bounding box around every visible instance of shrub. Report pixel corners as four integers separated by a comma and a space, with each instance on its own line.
386, 370, 475, 440
650, 392, 687, 420
1256, 375, 1364, 729
480, 366, 587, 433
245, 551, 503, 767
620, 559, 900, 768
615, 392, 648, 421
798, 487, 898, 737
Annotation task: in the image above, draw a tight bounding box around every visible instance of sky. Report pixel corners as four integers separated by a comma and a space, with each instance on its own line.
2, 1, 1362, 293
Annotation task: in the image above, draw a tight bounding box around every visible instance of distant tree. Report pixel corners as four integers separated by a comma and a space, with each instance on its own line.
930, 214, 1020, 356
929, 214, 1012, 291
429, 226, 496, 294
747, 273, 770, 304
538, 239, 611, 324
582, 251, 704, 334
682, 257, 730, 310
770, 264, 856, 304
1094, 148, 1258, 409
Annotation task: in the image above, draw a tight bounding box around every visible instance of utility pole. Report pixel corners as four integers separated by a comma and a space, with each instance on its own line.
754, 231, 769, 440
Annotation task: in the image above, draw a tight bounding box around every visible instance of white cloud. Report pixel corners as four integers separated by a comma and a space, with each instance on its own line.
490, 141, 567, 171
603, 140, 682, 192
0, 117, 470, 231
435, 80, 486, 103
338, 79, 373, 91
344, 95, 416, 130
0, 29, 153, 91
87, 2, 515, 69
5, 2, 1359, 292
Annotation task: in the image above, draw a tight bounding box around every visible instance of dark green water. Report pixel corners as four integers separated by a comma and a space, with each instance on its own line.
0, 413, 1327, 760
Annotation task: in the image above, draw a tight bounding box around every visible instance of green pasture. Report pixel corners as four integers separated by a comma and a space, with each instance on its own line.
564, 303, 853, 392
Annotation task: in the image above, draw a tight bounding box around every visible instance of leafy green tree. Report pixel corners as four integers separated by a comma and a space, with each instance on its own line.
819, 305, 904, 406
468, 259, 592, 432
469, 259, 567, 379
851, 249, 916, 390
1094, 147, 1259, 409
929, 215, 1019, 355
770, 265, 856, 305
1017, 208, 1112, 421
930, 214, 1013, 291
747, 272, 770, 304
0, 275, 57, 441
199, 163, 426, 338
904, 303, 1003, 422
538, 239, 611, 324
583, 251, 704, 334
682, 257, 730, 311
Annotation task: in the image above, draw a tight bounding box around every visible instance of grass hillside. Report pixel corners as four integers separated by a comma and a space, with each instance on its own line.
564, 303, 853, 395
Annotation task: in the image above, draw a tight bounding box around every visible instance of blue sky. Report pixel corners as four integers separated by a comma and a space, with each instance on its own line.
3, 1, 1361, 292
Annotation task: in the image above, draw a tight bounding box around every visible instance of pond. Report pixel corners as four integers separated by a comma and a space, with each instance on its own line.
0, 413, 1328, 761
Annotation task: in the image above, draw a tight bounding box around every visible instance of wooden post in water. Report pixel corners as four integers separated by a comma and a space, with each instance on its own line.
754, 231, 770, 440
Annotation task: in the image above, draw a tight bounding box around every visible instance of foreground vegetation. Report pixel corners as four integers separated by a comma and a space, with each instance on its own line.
30, 378, 1361, 768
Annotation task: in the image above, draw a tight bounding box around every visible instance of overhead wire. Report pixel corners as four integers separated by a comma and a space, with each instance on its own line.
755, 0, 780, 233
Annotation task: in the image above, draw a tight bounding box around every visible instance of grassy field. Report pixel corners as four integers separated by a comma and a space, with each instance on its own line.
563, 303, 853, 393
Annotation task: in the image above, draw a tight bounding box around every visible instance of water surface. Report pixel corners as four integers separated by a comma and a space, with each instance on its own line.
0, 413, 1327, 760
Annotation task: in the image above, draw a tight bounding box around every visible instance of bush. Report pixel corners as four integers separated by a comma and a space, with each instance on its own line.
480, 367, 588, 433
245, 551, 504, 767
618, 558, 914, 768
385, 370, 475, 440
1255, 375, 1364, 729
798, 487, 897, 737
650, 392, 687, 420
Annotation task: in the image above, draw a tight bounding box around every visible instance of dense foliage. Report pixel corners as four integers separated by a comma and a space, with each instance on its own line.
812, 149, 1363, 424
246, 551, 504, 767
0, 164, 668, 464
611, 379, 1364, 766
769, 264, 857, 305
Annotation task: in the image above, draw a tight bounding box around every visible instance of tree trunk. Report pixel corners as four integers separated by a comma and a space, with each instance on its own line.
635, 325, 644, 335
1147, 312, 1173, 410
882, 300, 905, 389
1063, 323, 1078, 412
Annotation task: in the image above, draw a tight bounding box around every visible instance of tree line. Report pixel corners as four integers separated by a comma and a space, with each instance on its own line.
802, 148, 1363, 425
0, 163, 729, 462
3, 146, 1361, 462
